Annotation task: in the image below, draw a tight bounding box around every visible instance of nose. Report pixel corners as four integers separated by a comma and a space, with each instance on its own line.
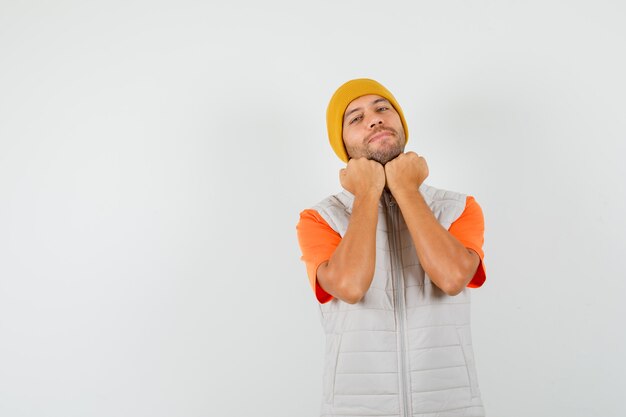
368, 115, 383, 129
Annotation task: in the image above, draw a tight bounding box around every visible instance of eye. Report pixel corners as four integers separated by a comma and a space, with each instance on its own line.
377, 106, 389, 112
349, 114, 363, 125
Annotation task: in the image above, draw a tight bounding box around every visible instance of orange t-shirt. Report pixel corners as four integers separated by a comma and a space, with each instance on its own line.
296, 196, 486, 303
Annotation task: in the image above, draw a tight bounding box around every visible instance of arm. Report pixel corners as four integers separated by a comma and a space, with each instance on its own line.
385, 152, 480, 296
316, 158, 385, 304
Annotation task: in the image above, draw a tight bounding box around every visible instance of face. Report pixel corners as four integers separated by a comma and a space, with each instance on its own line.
342, 94, 406, 165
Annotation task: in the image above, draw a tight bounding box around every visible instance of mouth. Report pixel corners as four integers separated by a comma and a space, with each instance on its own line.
367, 129, 395, 144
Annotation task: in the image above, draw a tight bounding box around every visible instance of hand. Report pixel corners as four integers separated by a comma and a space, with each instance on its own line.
384, 152, 429, 195
340, 157, 385, 198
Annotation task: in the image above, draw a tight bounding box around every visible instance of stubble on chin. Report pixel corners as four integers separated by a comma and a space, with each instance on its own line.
345, 129, 406, 165
366, 133, 405, 165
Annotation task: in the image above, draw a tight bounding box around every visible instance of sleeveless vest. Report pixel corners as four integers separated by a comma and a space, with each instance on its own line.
312, 184, 484, 417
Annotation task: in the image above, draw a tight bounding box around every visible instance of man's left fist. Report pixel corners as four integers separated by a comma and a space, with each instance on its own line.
384, 151, 429, 195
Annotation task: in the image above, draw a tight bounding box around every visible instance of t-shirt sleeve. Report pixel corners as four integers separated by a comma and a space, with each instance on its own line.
296, 209, 339, 303
448, 196, 487, 288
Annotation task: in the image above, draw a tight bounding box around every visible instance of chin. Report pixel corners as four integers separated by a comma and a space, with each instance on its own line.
370, 146, 403, 165
372, 152, 400, 165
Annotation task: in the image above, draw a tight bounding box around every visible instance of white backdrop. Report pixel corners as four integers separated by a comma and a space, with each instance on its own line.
1, 1, 625, 416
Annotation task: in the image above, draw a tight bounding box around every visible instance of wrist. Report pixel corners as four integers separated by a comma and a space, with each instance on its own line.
354, 188, 382, 203
389, 183, 420, 202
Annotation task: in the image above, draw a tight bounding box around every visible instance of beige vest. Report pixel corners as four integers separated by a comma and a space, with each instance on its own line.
312, 184, 484, 417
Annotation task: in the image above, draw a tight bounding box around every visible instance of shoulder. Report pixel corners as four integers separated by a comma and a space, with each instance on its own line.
462, 196, 484, 217
420, 183, 467, 205
312, 191, 354, 214
306, 191, 355, 235
419, 183, 467, 226
450, 195, 485, 229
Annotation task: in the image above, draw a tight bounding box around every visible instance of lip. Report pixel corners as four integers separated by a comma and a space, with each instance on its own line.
368, 130, 393, 144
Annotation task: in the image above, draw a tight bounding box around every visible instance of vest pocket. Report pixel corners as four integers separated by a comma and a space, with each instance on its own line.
456, 326, 480, 399
323, 333, 342, 405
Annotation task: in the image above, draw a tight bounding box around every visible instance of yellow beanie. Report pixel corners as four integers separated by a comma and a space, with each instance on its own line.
326, 78, 409, 162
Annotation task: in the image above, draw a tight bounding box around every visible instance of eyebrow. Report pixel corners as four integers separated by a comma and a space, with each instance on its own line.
343, 98, 391, 122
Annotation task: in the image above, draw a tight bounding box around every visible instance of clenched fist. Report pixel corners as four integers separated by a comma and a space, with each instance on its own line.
384, 152, 429, 195
340, 157, 385, 198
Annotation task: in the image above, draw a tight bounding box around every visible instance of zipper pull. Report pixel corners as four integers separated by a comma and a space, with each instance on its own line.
384, 190, 395, 207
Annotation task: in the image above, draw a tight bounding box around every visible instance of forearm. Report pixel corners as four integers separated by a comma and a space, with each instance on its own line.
393, 188, 479, 295
317, 193, 379, 304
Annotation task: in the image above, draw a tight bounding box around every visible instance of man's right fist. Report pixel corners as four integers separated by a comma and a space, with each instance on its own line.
339, 158, 385, 198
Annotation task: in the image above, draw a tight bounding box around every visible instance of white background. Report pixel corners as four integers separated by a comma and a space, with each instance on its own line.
1, 1, 625, 416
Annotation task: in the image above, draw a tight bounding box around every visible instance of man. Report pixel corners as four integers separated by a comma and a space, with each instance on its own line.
296, 78, 487, 416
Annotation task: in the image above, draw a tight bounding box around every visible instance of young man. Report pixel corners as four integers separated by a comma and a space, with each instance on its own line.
297, 78, 487, 416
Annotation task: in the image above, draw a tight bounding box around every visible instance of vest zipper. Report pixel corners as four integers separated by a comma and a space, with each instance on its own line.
385, 192, 412, 417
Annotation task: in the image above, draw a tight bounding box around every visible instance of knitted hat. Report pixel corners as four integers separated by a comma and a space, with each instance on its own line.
326, 78, 409, 162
